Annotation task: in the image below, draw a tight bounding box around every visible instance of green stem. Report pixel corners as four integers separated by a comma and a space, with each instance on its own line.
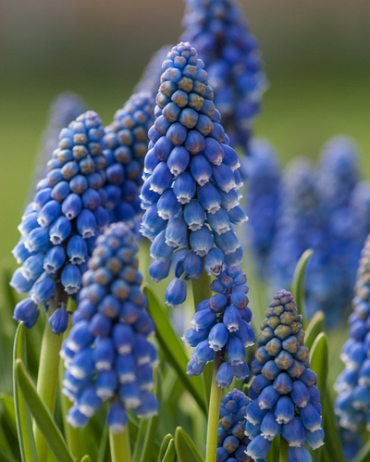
279, 437, 289, 462
34, 284, 67, 462
205, 354, 222, 462
109, 428, 131, 462
191, 274, 212, 408
60, 299, 84, 460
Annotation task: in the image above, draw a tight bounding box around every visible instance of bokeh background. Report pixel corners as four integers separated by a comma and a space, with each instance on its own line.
1, 0, 370, 263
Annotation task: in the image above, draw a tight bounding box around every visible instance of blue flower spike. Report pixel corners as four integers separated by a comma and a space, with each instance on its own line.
246, 290, 324, 462
140, 42, 247, 307
183, 265, 253, 387
181, 0, 266, 153
335, 235, 370, 436
11, 111, 110, 331
62, 223, 158, 431
104, 92, 154, 229
217, 388, 266, 462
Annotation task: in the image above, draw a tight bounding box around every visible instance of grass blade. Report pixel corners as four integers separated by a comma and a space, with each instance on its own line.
13, 323, 38, 462
291, 249, 313, 321
14, 358, 74, 462
304, 311, 324, 350
174, 427, 203, 462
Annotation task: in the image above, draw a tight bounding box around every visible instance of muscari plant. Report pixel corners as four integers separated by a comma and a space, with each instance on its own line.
2, 2, 369, 462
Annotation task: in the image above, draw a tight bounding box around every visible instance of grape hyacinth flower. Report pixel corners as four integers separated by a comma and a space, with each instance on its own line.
243, 139, 281, 278
334, 234, 370, 435
217, 388, 266, 462
62, 223, 158, 432
103, 92, 154, 228
246, 290, 324, 462
181, 0, 266, 153
183, 266, 253, 387
268, 158, 328, 318
30, 92, 88, 193
11, 111, 110, 331
140, 42, 247, 307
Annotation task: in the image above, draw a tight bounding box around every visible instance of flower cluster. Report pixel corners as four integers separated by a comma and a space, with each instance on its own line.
183, 266, 253, 387
217, 388, 265, 462
242, 139, 281, 278
140, 42, 247, 307
246, 290, 324, 462
62, 223, 158, 432
103, 92, 154, 229
335, 234, 370, 433
11, 111, 110, 330
181, 0, 266, 152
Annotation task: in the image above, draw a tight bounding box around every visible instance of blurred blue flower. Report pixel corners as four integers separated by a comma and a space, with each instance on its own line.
62, 223, 157, 432
243, 139, 281, 277
181, 0, 267, 153
140, 42, 247, 307
335, 235, 370, 445
135, 46, 173, 97
246, 290, 324, 461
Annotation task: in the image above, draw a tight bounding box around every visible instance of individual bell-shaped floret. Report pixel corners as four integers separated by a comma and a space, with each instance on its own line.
62, 223, 158, 432
246, 290, 324, 462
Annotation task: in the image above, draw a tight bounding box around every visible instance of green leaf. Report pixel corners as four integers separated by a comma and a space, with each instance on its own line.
14, 359, 74, 462
174, 427, 203, 462
13, 323, 38, 462
353, 439, 370, 462
132, 369, 161, 462
322, 393, 345, 462
158, 435, 173, 462
0, 447, 18, 462
0, 395, 18, 457
304, 311, 325, 350
291, 249, 313, 321
80, 457, 91, 462
144, 286, 206, 415
309, 333, 328, 402
161, 439, 176, 462
97, 424, 109, 462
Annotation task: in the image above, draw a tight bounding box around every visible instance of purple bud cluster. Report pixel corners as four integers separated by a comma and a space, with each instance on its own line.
243, 139, 281, 278
62, 223, 158, 432
103, 93, 154, 228
335, 235, 370, 433
246, 290, 324, 462
11, 111, 110, 330
217, 389, 266, 462
183, 266, 253, 388
140, 42, 247, 307
181, 0, 266, 152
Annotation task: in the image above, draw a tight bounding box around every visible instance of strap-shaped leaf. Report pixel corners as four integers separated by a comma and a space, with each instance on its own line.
161, 439, 176, 462
80, 457, 91, 462
322, 393, 345, 462
291, 249, 313, 321
353, 440, 370, 462
13, 323, 38, 462
304, 310, 324, 350
132, 369, 161, 462
174, 427, 203, 462
0, 447, 18, 462
144, 286, 206, 415
158, 434, 174, 462
309, 333, 328, 402
14, 359, 74, 462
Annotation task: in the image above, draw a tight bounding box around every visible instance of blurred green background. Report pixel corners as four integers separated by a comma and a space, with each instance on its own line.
1, 0, 370, 263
